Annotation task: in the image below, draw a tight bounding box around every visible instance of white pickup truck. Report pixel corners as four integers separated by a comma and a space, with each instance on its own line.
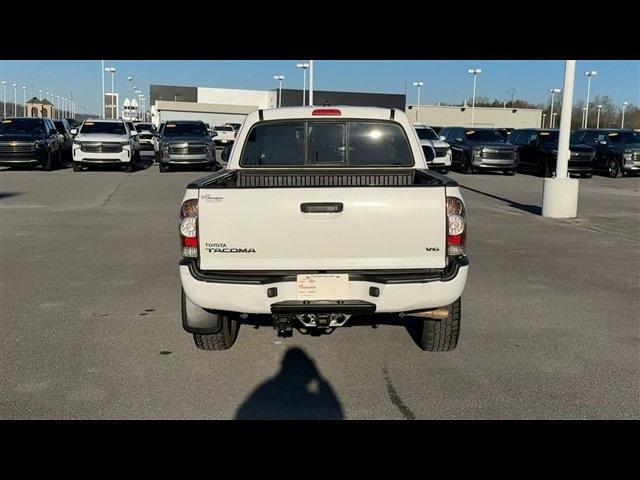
179, 106, 469, 351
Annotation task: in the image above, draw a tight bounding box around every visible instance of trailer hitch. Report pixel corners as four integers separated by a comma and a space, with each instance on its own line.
273, 315, 293, 337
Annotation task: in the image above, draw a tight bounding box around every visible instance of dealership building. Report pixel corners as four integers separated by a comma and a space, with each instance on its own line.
149, 84, 541, 129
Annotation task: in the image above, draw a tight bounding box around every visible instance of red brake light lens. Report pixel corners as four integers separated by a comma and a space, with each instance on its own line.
446, 197, 466, 256
312, 108, 342, 116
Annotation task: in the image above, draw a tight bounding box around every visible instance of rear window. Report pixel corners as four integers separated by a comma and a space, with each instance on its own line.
240, 120, 414, 167
80, 122, 127, 135
215, 126, 234, 132
0, 118, 45, 135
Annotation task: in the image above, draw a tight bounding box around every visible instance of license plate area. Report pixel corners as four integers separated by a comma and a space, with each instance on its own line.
297, 274, 349, 300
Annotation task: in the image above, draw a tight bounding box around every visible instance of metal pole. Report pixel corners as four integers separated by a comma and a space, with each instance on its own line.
279, 79, 282, 107
309, 60, 314, 106
22, 86, 26, 116
101, 60, 105, 119
581, 108, 586, 129
416, 85, 421, 122
471, 74, 477, 127
621, 103, 627, 128
302, 68, 306, 106
542, 113, 546, 128
2, 82, 5, 117
596, 106, 601, 129
13, 84, 17, 117
585, 75, 590, 127
549, 91, 555, 128
111, 72, 115, 119
555, 61, 575, 179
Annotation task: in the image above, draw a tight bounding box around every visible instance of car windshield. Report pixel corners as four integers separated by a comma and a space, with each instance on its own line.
163, 123, 207, 136
80, 121, 127, 135
538, 131, 559, 144
240, 120, 414, 167
135, 124, 154, 132
215, 126, 233, 132
415, 127, 439, 141
608, 131, 640, 143
0, 118, 45, 135
464, 129, 505, 143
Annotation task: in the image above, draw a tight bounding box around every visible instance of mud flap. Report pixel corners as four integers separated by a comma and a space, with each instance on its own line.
181, 289, 223, 334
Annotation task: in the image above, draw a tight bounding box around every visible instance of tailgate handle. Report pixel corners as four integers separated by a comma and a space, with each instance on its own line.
300, 202, 343, 213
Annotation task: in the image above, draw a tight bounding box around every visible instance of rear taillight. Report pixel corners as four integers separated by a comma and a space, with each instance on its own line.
179, 199, 199, 259
446, 197, 466, 256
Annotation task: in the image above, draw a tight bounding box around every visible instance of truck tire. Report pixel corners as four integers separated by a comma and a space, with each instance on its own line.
417, 298, 461, 351
193, 314, 240, 351
607, 158, 622, 178
42, 150, 53, 171
123, 163, 133, 173
159, 163, 169, 172
504, 169, 516, 176
72, 162, 83, 172
462, 157, 474, 174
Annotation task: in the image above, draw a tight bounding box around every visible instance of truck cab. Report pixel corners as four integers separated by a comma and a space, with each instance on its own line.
178, 106, 469, 351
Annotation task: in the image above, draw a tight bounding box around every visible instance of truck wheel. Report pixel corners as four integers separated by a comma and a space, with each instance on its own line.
440, 168, 449, 174
538, 159, 550, 178
463, 157, 474, 174
42, 150, 53, 171
72, 162, 83, 172
607, 159, 622, 178
504, 169, 516, 176
193, 317, 239, 350
123, 163, 133, 173
417, 298, 461, 351
159, 163, 169, 172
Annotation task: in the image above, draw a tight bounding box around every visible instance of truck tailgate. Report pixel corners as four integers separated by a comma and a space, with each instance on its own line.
197, 187, 446, 271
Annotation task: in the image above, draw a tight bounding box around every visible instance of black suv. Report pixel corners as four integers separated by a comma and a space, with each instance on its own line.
0, 117, 63, 170
439, 126, 519, 175
571, 129, 640, 178
508, 128, 595, 178
156, 120, 215, 172
53, 118, 74, 161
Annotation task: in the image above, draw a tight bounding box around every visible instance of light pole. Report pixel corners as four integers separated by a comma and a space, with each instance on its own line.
13, 84, 17, 117
57, 96, 61, 118
467, 68, 482, 126
101, 60, 105, 119
105, 66, 116, 119
1, 81, 6, 118
134, 88, 141, 120
273, 75, 284, 107
542, 60, 578, 219
621, 102, 628, 128
412, 81, 424, 122
552, 112, 557, 129
542, 112, 547, 128
22, 86, 26, 116
584, 70, 597, 128
581, 107, 587, 128
596, 104, 603, 128
296, 62, 309, 106
127, 76, 133, 120
309, 60, 314, 106
549, 88, 561, 128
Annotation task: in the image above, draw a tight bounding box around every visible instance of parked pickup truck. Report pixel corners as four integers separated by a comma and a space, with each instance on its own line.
179, 106, 469, 351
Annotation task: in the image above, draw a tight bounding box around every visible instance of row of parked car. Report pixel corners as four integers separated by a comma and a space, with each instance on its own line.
1, 116, 638, 178
0, 117, 240, 172
417, 125, 640, 178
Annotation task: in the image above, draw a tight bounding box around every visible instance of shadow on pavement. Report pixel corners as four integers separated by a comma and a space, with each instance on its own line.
0, 192, 23, 200
235, 347, 344, 420
458, 183, 542, 215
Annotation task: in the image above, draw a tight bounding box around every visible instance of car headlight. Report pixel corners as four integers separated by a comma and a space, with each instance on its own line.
447, 149, 452, 157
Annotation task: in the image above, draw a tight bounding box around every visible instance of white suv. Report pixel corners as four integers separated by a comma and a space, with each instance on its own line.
414, 124, 452, 173
71, 119, 139, 172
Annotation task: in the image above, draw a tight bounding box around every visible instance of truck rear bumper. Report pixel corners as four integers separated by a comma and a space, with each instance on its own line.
180, 258, 468, 315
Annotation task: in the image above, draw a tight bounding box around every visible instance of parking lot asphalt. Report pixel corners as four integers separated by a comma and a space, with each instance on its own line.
1, 162, 638, 419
